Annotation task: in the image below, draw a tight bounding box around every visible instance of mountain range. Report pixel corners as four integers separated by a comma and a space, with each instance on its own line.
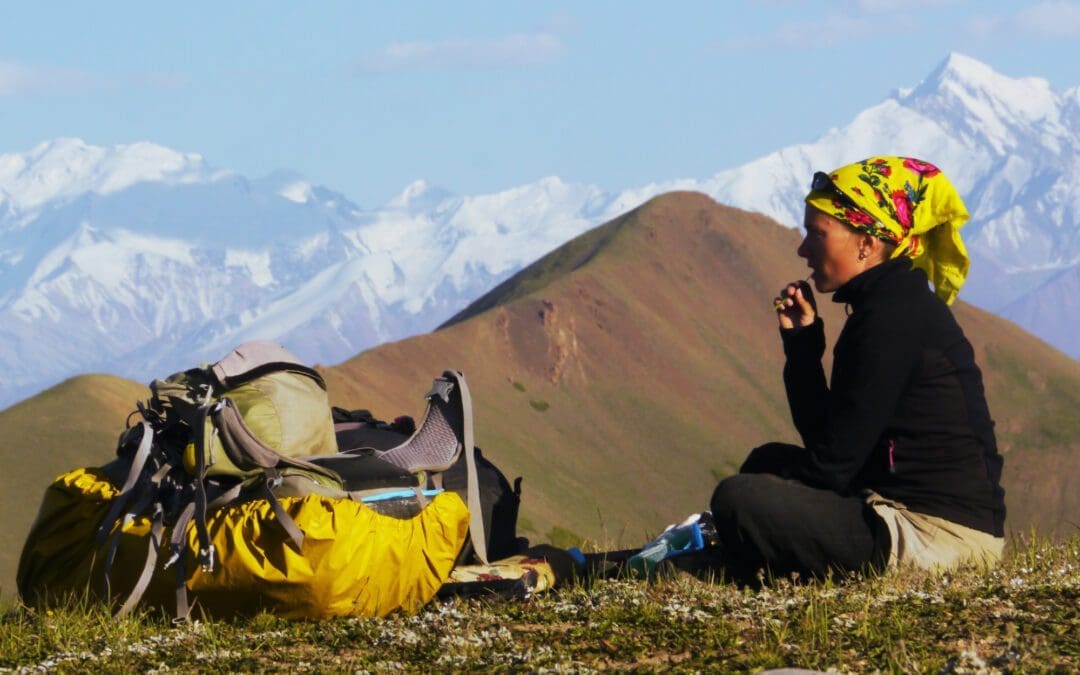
2, 192, 1076, 603
0, 52, 1076, 410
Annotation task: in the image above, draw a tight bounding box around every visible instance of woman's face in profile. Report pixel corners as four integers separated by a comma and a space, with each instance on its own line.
797, 206, 864, 293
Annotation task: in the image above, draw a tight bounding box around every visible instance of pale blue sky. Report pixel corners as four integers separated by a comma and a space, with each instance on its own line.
2, 1, 1078, 207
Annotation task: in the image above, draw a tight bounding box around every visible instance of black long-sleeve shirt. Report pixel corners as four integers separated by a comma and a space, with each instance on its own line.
780, 258, 1005, 536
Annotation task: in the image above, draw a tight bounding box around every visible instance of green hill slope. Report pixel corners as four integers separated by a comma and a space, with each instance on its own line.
2, 191, 1077, 604
0, 374, 147, 602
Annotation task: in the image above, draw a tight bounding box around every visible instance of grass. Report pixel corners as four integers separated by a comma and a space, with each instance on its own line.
2, 534, 1076, 672
546, 525, 586, 550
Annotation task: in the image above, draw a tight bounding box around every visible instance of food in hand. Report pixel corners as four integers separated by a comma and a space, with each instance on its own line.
773, 274, 813, 311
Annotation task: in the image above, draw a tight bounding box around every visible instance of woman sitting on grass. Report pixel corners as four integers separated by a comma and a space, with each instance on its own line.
708, 156, 1006, 582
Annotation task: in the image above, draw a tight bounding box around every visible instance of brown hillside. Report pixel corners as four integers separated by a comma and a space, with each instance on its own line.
0, 374, 147, 602
2, 191, 1077, 603
323, 191, 1080, 548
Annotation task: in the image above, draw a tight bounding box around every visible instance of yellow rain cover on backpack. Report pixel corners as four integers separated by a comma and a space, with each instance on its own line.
18, 467, 470, 619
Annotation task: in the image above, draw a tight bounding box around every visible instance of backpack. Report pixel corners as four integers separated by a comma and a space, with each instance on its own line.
21, 341, 501, 620
330, 406, 526, 564
93, 340, 344, 618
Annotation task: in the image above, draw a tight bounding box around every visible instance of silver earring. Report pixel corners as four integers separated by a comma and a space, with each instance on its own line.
858, 251, 867, 261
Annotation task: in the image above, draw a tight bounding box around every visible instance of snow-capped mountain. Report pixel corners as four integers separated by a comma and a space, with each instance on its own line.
0, 53, 1076, 409
0, 139, 614, 407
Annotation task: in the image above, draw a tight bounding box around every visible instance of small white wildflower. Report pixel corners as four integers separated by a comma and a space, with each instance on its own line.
434, 603, 468, 620
552, 599, 580, 616
378, 626, 420, 646
495, 649, 533, 666
434, 652, 467, 667
372, 661, 407, 671
950, 647, 988, 673
127, 642, 155, 656
439, 633, 468, 649
194, 649, 238, 662
691, 608, 711, 621
832, 616, 857, 629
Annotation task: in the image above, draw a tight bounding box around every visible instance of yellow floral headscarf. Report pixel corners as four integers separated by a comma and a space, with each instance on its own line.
805, 156, 970, 305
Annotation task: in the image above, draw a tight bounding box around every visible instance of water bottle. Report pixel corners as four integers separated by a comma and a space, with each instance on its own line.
626, 512, 707, 578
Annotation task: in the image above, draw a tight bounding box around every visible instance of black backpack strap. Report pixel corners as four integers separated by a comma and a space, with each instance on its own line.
190, 403, 217, 573
111, 460, 176, 617
262, 470, 306, 550
116, 508, 165, 618
95, 421, 155, 546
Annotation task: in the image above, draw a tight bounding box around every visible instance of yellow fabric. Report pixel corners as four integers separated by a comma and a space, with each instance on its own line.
447, 554, 558, 593
17, 467, 470, 619
805, 156, 970, 305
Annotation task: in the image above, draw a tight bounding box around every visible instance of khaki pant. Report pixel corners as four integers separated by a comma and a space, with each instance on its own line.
864, 491, 1004, 571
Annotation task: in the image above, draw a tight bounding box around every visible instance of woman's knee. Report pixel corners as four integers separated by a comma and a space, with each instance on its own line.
739, 443, 803, 475
710, 473, 776, 521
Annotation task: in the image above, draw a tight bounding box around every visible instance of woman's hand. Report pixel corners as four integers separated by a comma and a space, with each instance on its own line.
774, 280, 817, 329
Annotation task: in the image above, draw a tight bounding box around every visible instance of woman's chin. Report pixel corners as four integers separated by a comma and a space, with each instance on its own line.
812, 276, 836, 294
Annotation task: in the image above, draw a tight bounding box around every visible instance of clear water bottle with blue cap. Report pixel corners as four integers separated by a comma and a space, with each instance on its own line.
626, 512, 713, 578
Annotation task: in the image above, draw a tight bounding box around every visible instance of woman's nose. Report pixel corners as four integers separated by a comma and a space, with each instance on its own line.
797, 237, 810, 258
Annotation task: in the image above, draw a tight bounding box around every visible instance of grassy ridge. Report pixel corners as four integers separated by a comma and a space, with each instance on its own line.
2, 535, 1076, 671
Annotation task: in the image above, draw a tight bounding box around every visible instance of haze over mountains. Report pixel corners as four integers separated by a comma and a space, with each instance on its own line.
0, 52, 1077, 409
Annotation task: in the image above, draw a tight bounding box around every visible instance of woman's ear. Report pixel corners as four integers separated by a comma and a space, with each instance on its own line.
859, 233, 886, 263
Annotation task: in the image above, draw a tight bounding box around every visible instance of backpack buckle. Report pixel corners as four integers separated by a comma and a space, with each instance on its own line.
199, 544, 216, 573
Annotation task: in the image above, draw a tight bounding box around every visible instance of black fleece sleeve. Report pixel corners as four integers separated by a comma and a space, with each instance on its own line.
781, 317, 828, 446
785, 309, 918, 493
